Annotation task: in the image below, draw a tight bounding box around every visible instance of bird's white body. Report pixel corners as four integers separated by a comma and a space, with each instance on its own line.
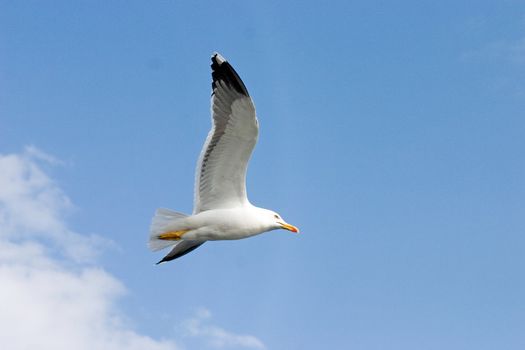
167, 206, 279, 241
148, 53, 298, 264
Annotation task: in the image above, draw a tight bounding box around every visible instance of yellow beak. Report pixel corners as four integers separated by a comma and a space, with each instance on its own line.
279, 222, 300, 233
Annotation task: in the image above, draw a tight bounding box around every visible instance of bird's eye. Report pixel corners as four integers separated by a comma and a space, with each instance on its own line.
274, 214, 280, 219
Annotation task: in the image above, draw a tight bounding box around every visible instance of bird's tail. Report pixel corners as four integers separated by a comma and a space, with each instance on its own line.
148, 208, 189, 251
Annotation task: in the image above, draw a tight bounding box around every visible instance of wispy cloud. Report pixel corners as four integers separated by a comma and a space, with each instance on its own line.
461, 36, 525, 66
24, 145, 66, 165
0, 147, 178, 350
460, 30, 525, 99
183, 308, 265, 349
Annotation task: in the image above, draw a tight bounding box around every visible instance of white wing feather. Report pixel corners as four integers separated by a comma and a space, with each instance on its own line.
193, 54, 259, 213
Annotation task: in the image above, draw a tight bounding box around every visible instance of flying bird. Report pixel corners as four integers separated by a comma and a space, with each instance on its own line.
149, 53, 299, 264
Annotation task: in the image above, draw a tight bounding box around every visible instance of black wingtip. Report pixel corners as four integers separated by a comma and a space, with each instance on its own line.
211, 52, 250, 96
154, 242, 205, 265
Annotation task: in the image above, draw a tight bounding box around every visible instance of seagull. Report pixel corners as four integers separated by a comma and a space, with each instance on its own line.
149, 53, 299, 264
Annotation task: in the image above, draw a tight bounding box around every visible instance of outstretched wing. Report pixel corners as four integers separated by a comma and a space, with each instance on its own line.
193, 53, 259, 213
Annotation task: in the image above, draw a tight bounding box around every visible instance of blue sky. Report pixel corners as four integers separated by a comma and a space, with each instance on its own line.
1, 1, 524, 349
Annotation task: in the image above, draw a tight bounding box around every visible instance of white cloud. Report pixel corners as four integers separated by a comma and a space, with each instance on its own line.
0, 147, 266, 350
0, 148, 178, 350
183, 308, 265, 349
0, 146, 108, 262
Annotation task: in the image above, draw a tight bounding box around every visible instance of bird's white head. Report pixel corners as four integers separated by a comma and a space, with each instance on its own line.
257, 208, 299, 233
